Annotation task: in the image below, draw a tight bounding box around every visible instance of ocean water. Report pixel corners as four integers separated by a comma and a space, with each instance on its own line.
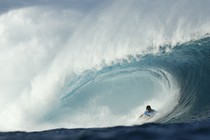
0, 0, 210, 139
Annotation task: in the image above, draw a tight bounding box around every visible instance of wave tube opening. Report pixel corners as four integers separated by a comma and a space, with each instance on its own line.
41, 66, 181, 129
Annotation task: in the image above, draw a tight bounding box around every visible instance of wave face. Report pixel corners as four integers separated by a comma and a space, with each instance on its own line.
0, 0, 210, 131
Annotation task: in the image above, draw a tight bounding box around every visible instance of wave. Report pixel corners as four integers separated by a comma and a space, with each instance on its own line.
0, 0, 210, 131
56, 36, 210, 127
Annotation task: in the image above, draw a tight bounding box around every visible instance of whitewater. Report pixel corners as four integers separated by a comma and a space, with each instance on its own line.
0, 0, 210, 139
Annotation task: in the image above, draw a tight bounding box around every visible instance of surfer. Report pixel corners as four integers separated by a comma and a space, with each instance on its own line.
139, 105, 157, 118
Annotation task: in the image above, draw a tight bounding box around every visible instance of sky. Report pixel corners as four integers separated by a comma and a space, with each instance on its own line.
0, 0, 107, 14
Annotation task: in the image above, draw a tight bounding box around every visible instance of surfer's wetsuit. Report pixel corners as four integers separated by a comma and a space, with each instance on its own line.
144, 109, 157, 117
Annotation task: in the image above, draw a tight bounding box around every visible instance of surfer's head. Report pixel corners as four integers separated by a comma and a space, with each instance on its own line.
146, 105, 152, 112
